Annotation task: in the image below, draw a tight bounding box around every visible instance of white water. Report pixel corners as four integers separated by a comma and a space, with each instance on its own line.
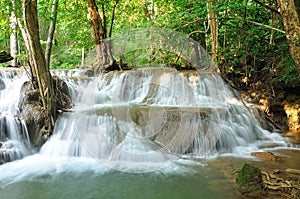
39, 68, 288, 172
0, 69, 31, 164
0, 67, 295, 192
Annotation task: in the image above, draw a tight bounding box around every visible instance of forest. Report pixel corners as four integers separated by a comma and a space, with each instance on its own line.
0, 0, 299, 79
1, 0, 299, 130
0, 0, 300, 198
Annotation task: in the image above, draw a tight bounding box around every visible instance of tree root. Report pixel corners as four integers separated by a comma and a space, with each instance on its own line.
262, 169, 300, 194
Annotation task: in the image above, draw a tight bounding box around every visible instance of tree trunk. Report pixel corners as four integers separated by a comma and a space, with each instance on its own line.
208, 0, 219, 61
87, 0, 114, 68
278, 0, 300, 75
23, 0, 57, 131
10, 0, 18, 67
45, 0, 59, 68
109, 0, 118, 38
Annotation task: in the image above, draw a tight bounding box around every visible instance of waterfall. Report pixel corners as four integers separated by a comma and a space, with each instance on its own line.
0, 69, 31, 164
40, 68, 286, 172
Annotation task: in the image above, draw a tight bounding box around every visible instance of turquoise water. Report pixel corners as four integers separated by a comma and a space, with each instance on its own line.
0, 156, 240, 199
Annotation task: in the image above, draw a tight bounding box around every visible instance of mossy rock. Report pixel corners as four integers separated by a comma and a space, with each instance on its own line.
237, 163, 263, 196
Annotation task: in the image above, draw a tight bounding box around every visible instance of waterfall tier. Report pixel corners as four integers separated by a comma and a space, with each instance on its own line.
41, 68, 286, 172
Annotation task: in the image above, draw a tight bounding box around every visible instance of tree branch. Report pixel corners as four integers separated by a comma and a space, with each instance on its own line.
246, 20, 285, 33
109, 0, 118, 37
252, 0, 280, 15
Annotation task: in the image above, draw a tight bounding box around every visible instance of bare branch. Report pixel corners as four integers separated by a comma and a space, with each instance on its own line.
252, 0, 280, 15
246, 20, 285, 33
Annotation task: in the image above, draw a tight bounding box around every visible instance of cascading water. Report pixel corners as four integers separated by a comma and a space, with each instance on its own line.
40, 67, 286, 172
0, 28, 297, 199
0, 67, 295, 199
0, 68, 31, 164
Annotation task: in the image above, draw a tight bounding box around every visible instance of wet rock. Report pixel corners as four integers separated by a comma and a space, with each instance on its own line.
53, 77, 73, 109
18, 78, 73, 147
251, 151, 280, 161
250, 106, 274, 131
0, 116, 8, 140
18, 82, 47, 147
83, 68, 95, 77
237, 163, 263, 197
0, 78, 5, 90
0, 149, 22, 165
269, 100, 289, 131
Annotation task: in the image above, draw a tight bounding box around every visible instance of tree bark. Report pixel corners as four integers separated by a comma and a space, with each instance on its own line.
207, 0, 219, 61
45, 0, 59, 68
23, 0, 57, 131
109, 0, 118, 37
10, 0, 18, 67
87, 0, 114, 68
278, 0, 300, 75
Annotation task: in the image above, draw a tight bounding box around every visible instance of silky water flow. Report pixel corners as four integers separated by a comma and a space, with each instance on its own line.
0, 67, 294, 199
0, 69, 30, 164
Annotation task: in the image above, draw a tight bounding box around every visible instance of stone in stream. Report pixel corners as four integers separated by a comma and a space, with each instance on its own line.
18, 78, 73, 147
250, 151, 280, 161
236, 163, 263, 197
0, 78, 5, 90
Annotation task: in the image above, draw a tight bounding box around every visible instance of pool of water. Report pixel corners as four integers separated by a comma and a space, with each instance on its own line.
0, 155, 240, 199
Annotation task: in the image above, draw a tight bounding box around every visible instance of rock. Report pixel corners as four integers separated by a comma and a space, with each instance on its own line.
250, 106, 274, 131
0, 51, 13, 63
18, 78, 73, 147
0, 78, 5, 90
18, 82, 48, 147
53, 77, 73, 109
269, 100, 289, 131
251, 151, 280, 161
237, 163, 263, 197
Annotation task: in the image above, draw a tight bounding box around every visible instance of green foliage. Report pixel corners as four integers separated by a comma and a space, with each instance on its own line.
0, 0, 297, 86
121, 49, 179, 67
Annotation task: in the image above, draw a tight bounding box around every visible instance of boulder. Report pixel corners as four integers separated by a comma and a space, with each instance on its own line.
251, 151, 280, 161
18, 82, 48, 147
53, 76, 73, 109
237, 163, 263, 197
18, 78, 73, 147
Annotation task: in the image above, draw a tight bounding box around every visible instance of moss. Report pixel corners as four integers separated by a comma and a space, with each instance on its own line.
237, 163, 263, 195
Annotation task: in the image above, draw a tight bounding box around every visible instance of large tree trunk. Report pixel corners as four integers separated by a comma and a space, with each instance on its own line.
10, 0, 18, 67
45, 0, 59, 68
87, 0, 114, 68
23, 0, 57, 132
278, 0, 300, 75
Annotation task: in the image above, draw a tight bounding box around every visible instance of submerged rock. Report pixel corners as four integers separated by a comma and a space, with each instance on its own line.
237, 163, 263, 197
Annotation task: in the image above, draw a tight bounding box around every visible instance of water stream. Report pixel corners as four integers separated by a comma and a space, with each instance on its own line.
0, 69, 30, 164
0, 67, 298, 199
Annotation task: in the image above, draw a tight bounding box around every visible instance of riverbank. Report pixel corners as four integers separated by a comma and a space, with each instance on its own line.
207, 148, 300, 198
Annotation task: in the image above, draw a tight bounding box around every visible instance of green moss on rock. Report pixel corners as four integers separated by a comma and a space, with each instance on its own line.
237, 163, 263, 196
